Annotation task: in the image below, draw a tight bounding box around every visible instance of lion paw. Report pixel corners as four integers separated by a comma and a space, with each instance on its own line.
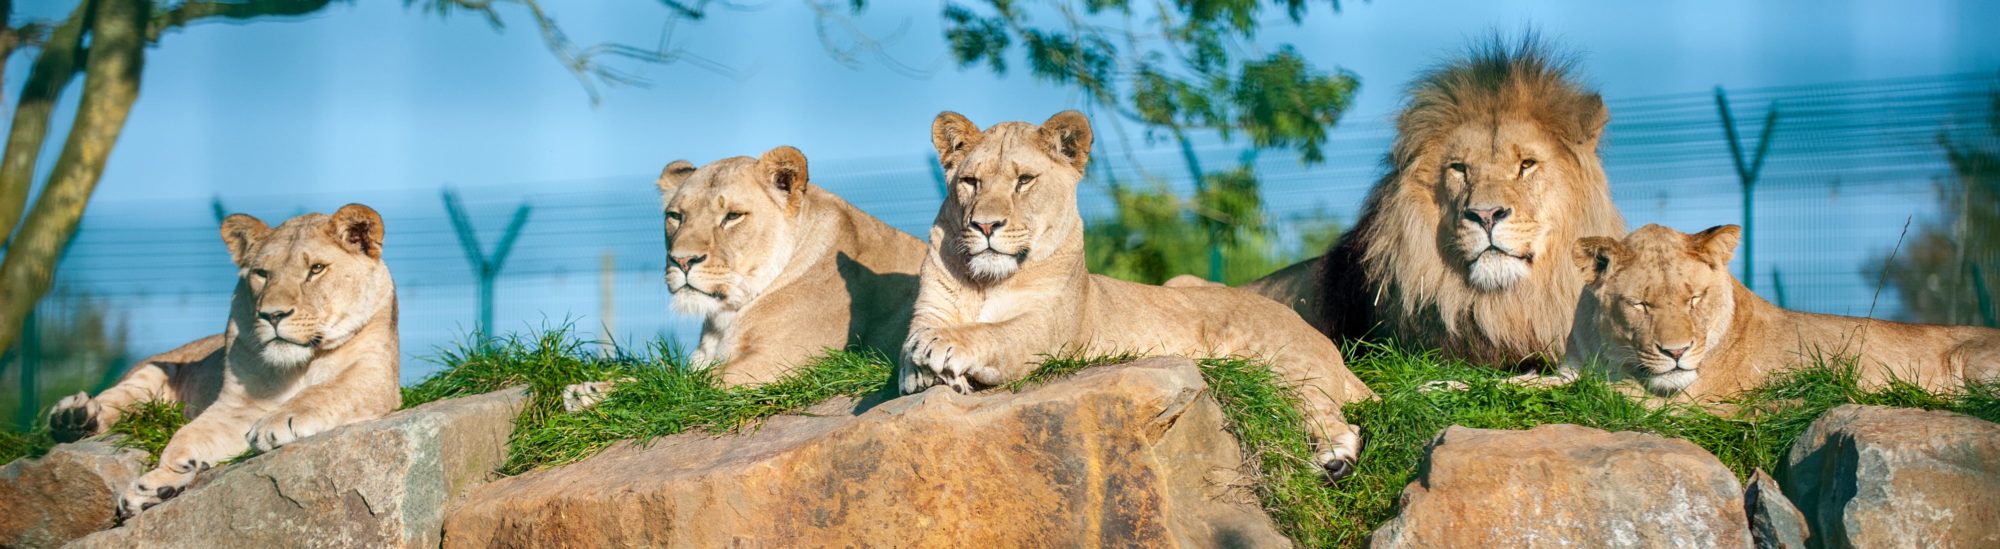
247, 412, 326, 453
1314, 424, 1364, 482
902, 329, 980, 395
561, 379, 626, 412
118, 466, 198, 520
48, 391, 103, 443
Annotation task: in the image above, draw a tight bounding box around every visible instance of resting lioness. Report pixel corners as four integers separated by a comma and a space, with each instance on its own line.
899, 111, 1376, 479
564, 147, 926, 409
1565, 223, 2000, 400
47, 205, 403, 517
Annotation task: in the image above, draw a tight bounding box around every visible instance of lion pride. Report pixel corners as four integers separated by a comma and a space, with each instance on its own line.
46, 205, 403, 517
900, 110, 1375, 479
1248, 38, 1625, 368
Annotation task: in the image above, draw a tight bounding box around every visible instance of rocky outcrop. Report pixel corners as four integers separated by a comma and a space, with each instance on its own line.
1744, 469, 1807, 549
1371, 424, 1752, 548
0, 438, 147, 548
441, 357, 1286, 548
70, 387, 526, 548
1783, 405, 2000, 548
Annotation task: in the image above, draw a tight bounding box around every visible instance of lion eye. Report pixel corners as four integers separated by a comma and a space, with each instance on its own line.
309, 263, 327, 276
1690, 294, 1704, 306
958, 176, 980, 189
1519, 159, 1537, 173
250, 269, 270, 280
1632, 301, 1651, 312
723, 212, 745, 222
1447, 162, 1468, 174
1016, 174, 1036, 189
664, 211, 683, 223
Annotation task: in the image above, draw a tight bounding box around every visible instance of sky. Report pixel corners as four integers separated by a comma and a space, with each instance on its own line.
8, 0, 2000, 380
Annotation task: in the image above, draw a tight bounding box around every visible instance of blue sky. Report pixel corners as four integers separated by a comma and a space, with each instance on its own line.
9, 0, 2000, 380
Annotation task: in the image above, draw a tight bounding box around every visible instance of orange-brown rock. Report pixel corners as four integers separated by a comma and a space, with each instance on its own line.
1371, 424, 1752, 548
0, 438, 145, 548
441, 357, 1286, 547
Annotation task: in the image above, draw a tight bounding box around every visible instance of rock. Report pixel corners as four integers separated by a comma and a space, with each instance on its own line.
1371, 424, 1752, 548
0, 438, 147, 548
441, 357, 1287, 548
70, 387, 527, 548
1783, 404, 2000, 548
1744, 469, 1808, 549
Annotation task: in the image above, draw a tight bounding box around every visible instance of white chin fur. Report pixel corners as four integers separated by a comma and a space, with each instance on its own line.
259, 342, 315, 368
1644, 368, 1699, 395
1467, 254, 1531, 291
967, 253, 1021, 281
670, 290, 726, 315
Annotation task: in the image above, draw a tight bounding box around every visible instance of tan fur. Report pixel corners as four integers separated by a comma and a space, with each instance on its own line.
1567, 224, 2000, 402
44, 205, 403, 517
902, 111, 1376, 478
639, 147, 925, 388
1271, 38, 1625, 368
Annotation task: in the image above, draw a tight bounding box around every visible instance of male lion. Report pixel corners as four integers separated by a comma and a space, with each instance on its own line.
900, 111, 1376, 479
563, 147, 926, 409
46, 205, 403, 517
1566, 224, 2000, 400
1249, 38, 1625, 368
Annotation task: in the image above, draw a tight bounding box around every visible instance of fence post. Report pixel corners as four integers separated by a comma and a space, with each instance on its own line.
1771, 268, 1789, 309
599, 251, 617, 356
1971, 262, 1997, 327
1715, 87, 1780, 293
441, 189, 532, 339
13, 311, 36, 431
927, 154, 948, 200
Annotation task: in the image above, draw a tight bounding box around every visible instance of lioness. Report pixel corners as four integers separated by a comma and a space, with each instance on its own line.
900, 111, 1376, 479
1567, 224, 2000, 400
47, 205, 402, 517
1247, 38, 1625, 368
564, 147, 926, 409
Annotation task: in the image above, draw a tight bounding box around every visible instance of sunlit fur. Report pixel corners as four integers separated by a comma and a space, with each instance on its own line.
1568, 224, 2000, 401
1311, 35, 1626, 367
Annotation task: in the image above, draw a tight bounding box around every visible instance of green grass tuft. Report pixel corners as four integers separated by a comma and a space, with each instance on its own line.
0, 428, 54, 465
107, 400, 189, 466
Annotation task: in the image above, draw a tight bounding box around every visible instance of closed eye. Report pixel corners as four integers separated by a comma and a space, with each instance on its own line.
665, 211, 683, 223
958, 176, 980, 189
1447, 162, 1468, 174
723, 211, 745, 222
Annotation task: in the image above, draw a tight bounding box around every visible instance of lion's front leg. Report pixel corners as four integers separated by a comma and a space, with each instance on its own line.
118, 407, 255, 518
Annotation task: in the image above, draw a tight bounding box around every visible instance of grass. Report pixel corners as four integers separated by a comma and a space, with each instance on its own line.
106, 400, 189, 466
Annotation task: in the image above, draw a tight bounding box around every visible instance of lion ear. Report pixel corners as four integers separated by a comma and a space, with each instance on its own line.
759, 146, 810, 210
1689, 224, 1741, 269
931, 111, 981, 171
1040, 110, 1093, 172
1575, 92, 1609, 150
1574, 236, 1626, 286
657, 160, 697, 196
328, 203, 386, 259
219, 214, 271, 267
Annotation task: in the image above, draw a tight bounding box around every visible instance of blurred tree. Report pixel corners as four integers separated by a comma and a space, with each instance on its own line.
1875, 92, 2000, 326
0, 285, 131, 430
941, 0, 1357, 281
0, 0, 872, 357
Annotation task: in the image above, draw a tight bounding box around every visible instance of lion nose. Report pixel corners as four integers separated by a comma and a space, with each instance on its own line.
257, 308, 294, 327
969, 219, 1007, 237
1658, 344, 1691, 360
1463, 207, 1511, 231
670, 254, 706, 272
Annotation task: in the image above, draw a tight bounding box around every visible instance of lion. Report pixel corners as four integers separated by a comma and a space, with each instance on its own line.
1565, 224, 2000, 401
562, 146, 927, 410
899, 110, 1377, 479
45, 205, 403, 517
1244, 38, 1625, 369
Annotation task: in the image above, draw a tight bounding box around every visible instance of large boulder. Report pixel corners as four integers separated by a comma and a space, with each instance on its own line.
0, 438, 147, 548
1783, 404, 2000, 548
1371, 424, 1752, 548
441, 357, 1287, 548
70, 387, 527, 548
1744, 469, 1808, 549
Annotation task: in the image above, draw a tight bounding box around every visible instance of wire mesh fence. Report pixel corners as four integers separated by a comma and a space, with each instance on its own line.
7, 71, 1998, 410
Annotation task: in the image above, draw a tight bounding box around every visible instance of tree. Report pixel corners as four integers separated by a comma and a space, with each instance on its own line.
941, 0, 1357, 281
0, 0, 869, 356
1874, 92, 2000, 326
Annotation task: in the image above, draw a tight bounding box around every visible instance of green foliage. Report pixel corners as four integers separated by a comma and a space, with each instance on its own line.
0, 427, 52, 465
2, 285, 134, 431
106, 400, 188, 466
1876, 91, 2000, 326
1084, 163, 1339, 284
941, 0, 1357, 163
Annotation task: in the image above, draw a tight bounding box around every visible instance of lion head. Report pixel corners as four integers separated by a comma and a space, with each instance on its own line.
657, 146, 815, 315
220, 204, 394, 368
927, 110, 1094, 283
1322, 37, 1625, 365
1573, 224, 1741, 395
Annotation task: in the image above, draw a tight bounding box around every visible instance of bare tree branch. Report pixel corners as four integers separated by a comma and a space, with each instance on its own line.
0, 2, 87, 247
806, 0, 940, 79
147, 0, 339, 42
